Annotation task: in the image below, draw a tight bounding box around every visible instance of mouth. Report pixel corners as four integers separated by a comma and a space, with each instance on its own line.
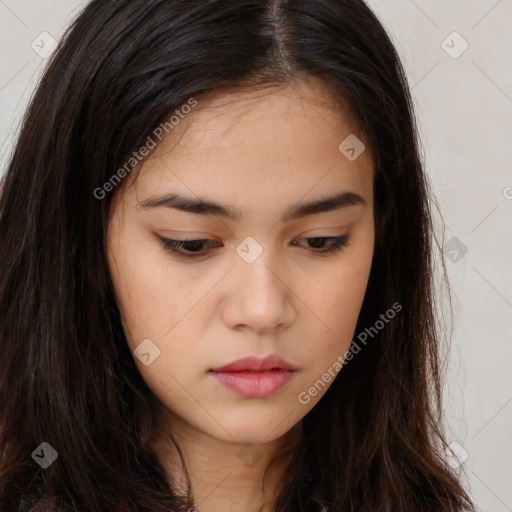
210, 354, 297, 372
209, 368, 296, 398
209, 354, 298, 398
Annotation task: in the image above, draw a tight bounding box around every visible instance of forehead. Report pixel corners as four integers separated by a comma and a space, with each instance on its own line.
152, 78, 364, 155
121, 78, 374, 210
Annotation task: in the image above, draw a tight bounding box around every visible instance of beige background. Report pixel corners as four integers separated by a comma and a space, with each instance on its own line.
1, 1, 511, 510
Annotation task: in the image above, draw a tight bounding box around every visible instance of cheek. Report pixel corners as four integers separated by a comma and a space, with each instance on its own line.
311, 252, 372, 330
327, 267, 370, 327
305, 281, 365, 366
301, 245, 373, 364
107, 234, 185, 348
292, 260, 372, 409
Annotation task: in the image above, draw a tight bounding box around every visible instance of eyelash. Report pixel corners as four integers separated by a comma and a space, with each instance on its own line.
160, 235, 350, 259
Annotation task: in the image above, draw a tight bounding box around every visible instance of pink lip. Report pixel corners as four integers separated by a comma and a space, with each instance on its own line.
210, 354, 297, 372
209, 355, 297, 398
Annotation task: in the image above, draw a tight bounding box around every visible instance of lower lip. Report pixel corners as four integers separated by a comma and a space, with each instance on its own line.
209, 369, 294, 398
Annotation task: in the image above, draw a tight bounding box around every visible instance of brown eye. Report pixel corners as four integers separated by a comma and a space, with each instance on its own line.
160, 238, 222, 257
293, 235, 350, 255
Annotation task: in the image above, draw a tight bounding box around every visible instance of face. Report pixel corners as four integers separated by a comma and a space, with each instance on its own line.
106, 78, 375, 446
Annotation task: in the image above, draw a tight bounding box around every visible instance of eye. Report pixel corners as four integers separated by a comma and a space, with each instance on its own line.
160, 237, 221, 258
159, 235, 350, 259
293, 235, 350, 255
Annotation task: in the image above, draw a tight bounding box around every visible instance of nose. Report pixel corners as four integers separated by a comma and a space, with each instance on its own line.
221, 250, 296, 335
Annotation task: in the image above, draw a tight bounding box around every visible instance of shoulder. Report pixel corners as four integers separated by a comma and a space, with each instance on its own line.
25, 499, 51, 512
21, 495, 60, 512
17, 502, 47, 512
30, 505, 49, 512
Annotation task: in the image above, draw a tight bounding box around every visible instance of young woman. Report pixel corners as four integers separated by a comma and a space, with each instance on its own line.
0, 0, 475, 511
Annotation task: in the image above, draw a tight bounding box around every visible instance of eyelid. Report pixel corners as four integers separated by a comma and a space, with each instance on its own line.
159, 225, 351, 240
158, 233, 351, 259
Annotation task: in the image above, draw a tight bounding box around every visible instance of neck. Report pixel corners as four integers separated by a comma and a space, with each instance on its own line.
148, 412, 303, 512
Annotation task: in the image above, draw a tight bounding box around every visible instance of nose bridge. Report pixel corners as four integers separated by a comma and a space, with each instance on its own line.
237, 240, 283, 303
223, 237, 294, 332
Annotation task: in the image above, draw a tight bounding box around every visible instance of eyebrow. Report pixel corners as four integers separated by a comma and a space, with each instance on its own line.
139, 191, 366, 223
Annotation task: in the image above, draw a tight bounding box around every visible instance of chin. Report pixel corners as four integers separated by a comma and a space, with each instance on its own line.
207, 414, 301, 447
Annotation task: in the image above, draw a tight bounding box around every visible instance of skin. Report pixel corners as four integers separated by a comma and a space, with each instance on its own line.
106, 77, 375, 512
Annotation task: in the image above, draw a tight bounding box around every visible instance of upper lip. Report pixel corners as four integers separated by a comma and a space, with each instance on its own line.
210, 354, 297, 372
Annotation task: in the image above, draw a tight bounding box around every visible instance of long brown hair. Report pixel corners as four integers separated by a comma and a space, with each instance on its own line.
0, 0, 474, 510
